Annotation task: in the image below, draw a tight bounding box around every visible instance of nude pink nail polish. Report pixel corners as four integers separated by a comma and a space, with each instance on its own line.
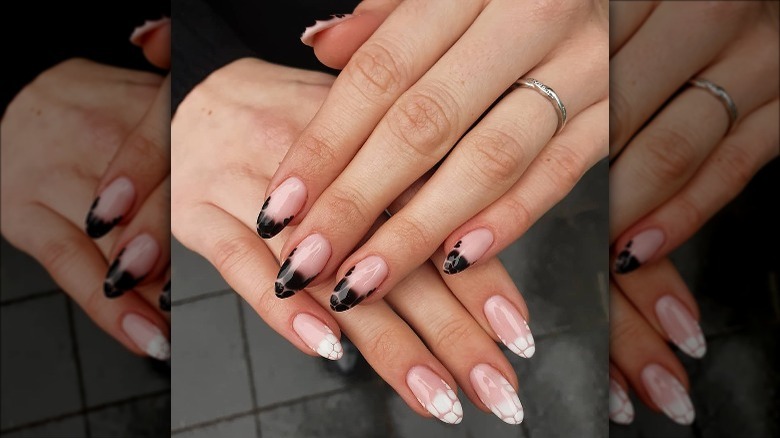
122, 313, 170, 361
105, 234, 160, 298
655, 295, 706, 359
614, 228, 665, 274
292, 313, 343, 360
129, 17, 170, 46
609, 378, 634, 425
86, 177, 135, 238
484, 296, 535, 358
406, 366, 463, 424
300, 14, 355, 47
330, 256, 388, 312
276, 234, 331, 298
470, 364, 524, 424
443, 228, 494, 274
257, 177, 307, 239
641, 364, 695, 425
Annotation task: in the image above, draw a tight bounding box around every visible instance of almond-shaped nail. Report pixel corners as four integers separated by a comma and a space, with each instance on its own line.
655, 295, 706, 359
276, 234, 331, 298
85, 177, 135, 238
609, 378, 634, 425
484, 296, 535, 358
122, 313, 170, 361
406, 366, 463, 424
257, 177, 307, 239
104, 234, 159, 298
641, 364, 695, 425
443, 228, 493, 274
300, 14, 355, 47
293, 313, 343, 360
160, 280, 171, 312
330, 256, 388, 312
129, 17, 171, 46
470, 364, 524, 425
614, 228, 664, 274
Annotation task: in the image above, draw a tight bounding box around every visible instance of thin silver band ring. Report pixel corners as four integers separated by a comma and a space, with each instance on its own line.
509, 78, 567, 135
687, 78, 738, 133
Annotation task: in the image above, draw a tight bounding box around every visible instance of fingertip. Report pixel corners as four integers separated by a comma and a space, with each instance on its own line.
312, 14, 385, 69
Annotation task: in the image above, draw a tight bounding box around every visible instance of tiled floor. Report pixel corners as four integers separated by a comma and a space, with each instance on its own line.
0, 239, 170, 437
171, 160, 610, 438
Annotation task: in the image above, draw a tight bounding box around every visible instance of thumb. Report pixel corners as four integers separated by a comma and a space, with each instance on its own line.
130, 17, 171, 70
304, 0, 402, 70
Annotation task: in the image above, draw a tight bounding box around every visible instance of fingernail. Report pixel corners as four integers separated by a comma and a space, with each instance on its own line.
276, 234, 331, 298
406, 366, 463, 424
122, 313, 170, 361
85, 177, 135, 238
257, 177, 307, 239
292, 313, 343, 360
655, 295, 706, 359
609, 378, 634, 425
104, 234, 160, 298
330, 256, 388, 312
641, 364, 695, 425
160, 280, 171, 312
483, 296, 535, 358
443, 228, 493, 274
300, 14, 355, 47
614, 228, 664, 274
129, 17, 171, 46
470, 364, 524, 425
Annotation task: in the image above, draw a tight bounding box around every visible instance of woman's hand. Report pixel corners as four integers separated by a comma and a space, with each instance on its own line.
172, 58, 537, 424
1, 59, 171, 359
255, 0, 608, 311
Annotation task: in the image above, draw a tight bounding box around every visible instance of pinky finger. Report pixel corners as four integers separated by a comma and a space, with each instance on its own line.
609, 363, 635, 425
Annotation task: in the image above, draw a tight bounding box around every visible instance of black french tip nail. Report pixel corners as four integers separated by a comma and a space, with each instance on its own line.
103, 250, 142, 298
329, 279, 370, 312
442, 250, 470, 275
255, 197, 294, 239
274, 253, 314, 298
160, 280, 171, 311
85, 197, 122, 239
613, 240, 640, 274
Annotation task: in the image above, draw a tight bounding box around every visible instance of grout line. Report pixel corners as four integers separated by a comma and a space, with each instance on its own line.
235, 295, 263, 438
0, 288, 62, 306
65, 299, 92, 438
171, 289, 233, 307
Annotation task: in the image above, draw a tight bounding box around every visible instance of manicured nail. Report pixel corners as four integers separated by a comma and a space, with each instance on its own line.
160, 280, 171, 312
406, 366, 463, 424
443, 228, 494, 274
614, 228, 664, 274
609, 378, 634, 425
122, 313, 170, 361
85, 177, 135, 238
293, 314, 343, 360
655, 295, 706, 359
641, 364, 695, 425
276, 234, 331, 298
470, 364, 524, 425
300, 14, 355, 47
129, 17, 171, 46
257, 177, 307, 239
330, 256, 388, 312
483, 296, 535, 358
104, 234, 160, 298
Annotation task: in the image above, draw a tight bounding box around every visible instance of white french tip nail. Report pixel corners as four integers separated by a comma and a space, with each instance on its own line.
300, 14, 354, 47
130, 17, 171, 46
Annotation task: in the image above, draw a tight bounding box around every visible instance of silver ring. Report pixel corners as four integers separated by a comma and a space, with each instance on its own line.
687, 78, 738, 133
510, 78, 567, 135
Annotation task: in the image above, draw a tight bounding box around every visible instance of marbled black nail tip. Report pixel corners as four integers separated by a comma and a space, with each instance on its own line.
159, 280, 171, 311
103, 283, 126, 298
613, 252, 640, 274
275, 281, 297, 299
256, 212, 294, 240
442, 250, 470, 275
85, 212, 122, 239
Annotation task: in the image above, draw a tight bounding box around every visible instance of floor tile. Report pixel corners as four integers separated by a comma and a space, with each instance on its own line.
173, 415, 257, 438
0, 238, 57, 302
1, 415, 86, 438
171, 238, 229, 302
87, 393, 170, 437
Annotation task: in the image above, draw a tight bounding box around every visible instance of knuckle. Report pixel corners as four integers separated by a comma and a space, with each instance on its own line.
527, 0, 583, 21
540, 142, 586, 191
346, 41, 407, 100
698, 1, 751, 20
125, 130, 167, 164
641, 128, 698, 182
431, 317, 475, 352
712, 142, 756, 189
211, 235, 254, 278
362, 326, 403, 365
39, 235, 83, 277
295, 130, 340, 168
673, 194, 704, 233
609, 86, 631, 146
609, 316, 646, 353
386, 87, 456, 160
390, 214, 436, 254
324, 186, 373, 227
501, 196, 534, 235
468, 129, 524, 186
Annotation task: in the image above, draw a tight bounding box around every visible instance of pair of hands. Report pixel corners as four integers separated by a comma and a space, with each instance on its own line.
173, 0, 607, 425
1, 19, 172, 360
608, 1, 778, 426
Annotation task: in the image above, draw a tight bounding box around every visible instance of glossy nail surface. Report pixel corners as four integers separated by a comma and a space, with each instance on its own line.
257, 177, 307, 239
330, 256, 388, 312
609, 378, 634, 425
484, 296, 535, 358
86, 177, 135, 238
276, 234, 331, 298
470, 364, 524, 424
656, 295, 706, 358
293, 313, 343, 360
122, 313, 170, 360
614, 228, 664, 274
129, 17, 170, 46
104, 234, 159, 298
641, 364, 695, 425
406, 366, 463, 424
300, 14, 354, 46
443, 228, 493, 274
